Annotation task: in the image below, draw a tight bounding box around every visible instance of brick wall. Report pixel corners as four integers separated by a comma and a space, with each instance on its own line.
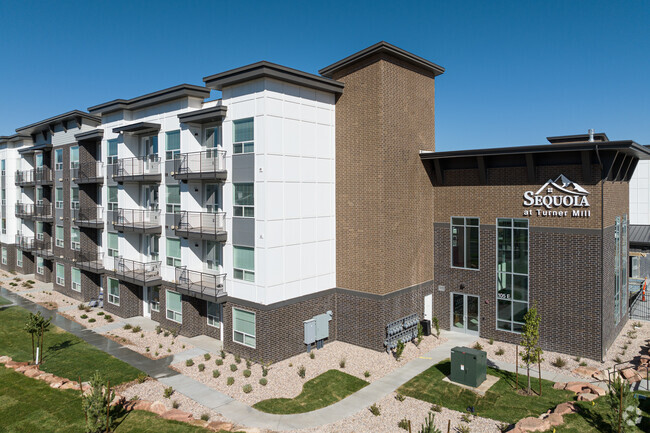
0, 243, 16, 272
152, 284, 221, 340
102, 276, 142, 318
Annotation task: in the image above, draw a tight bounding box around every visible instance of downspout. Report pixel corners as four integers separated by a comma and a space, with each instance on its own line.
596, 145, 605, 361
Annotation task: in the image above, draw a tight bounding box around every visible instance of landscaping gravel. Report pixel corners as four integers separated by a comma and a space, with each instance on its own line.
102, 326, 193, 360
171, 335, 447, 406
59, 305, 122, 329
19, 289, 78, 310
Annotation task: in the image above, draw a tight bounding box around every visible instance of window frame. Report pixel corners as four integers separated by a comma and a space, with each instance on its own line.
232, 307, 256, 348
36, 256, 44, 275
166, 238, 181, 267
71, 227, 80, 251
232, 118, 254, 154
107, 139, 118, 165
107, 186, 118, 211
71, 186, 79, 210
233, 246, 255, 282
16, 249, 22, 268
166, 290, 183, 324
1, 247, 6, 265
55, 226, 64, 248
54, 148, 63, 171
56, 262, 65, 286
70, 145, 79, 169
233, 183, 254, 218
166, 185, 181, 213
107, 277, 120, 306
55, 187, 63, 209
450, 217, 480, 270
150, 286, 160, 312
107, 233, 119, 257
165, 130, 181, 161
71, 267, 81, 292
207, 301, 221, 328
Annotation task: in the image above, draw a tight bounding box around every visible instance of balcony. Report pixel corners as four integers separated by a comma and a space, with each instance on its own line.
173, 211, 227, 242
175, 267, 226, 301
173, 149, 227, 182
35, 239, 53, 259
112, 156, 161, 183
113, 257, 161, 285
15, 233, 35, 251
113, 208, 161, 234
74, 162, 105, 184
33, 203, 53, 221
74, 250, 105, 274
73, 207, 104, 229
15, 169, 35, 186
15, 202, 34, 218
34, 167, 53, 185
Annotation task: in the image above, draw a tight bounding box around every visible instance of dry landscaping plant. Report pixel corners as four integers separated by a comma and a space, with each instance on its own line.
369, 403, 381, 416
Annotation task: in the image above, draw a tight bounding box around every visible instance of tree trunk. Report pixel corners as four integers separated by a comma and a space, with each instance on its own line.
527, 366, 531, 394
31, 334, 35, 363
39, 325, 44, 364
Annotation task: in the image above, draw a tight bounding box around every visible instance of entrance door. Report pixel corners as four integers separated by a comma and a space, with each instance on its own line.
142, 185, 159, 211
451, 293, 480, 335
143, 286, 151, 318
424, 294, 433, 322
142, 135, 158, 173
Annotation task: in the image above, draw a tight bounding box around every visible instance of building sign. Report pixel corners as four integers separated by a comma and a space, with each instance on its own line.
523, 175, 591, 218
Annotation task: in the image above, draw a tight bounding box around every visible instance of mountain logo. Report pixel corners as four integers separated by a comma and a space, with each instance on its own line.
534, 175, 589, 196
523, 175, 590, 210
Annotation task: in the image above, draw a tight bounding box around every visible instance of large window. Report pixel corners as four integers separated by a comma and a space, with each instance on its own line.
233, 118, 254, 154
166, 238, 181, 267
71, 227, 80, 250
35, 187, 43, 206
150, 286, 160, 312
71, 186, 79, 209
55, 187, 63, 209
631, 255, 641, 279
55, 226, 64, 248
204, 240, 221, 272
496, 218, 529, 333
451, 217, 479, 269
108, 186, 118, 211
55, 148, 63, 170
107, 139, 118, 165
36, 257, 44, 275
204, 125, 221, 148
16, 249, 22, 268
166, 290, 182, 323
107, 277, 120, 305
107, 233, 119, 257
1, 219, 5, 235
56, 262, 65, 286
233, 246, 254, 282
70, 146, 79, 169
1, 247, 6, 265
233, 183, 254, 217
166, 185, 180, 213
71, 267, 81, 292
207, 301, 221, 327
165, 130, 181, 160
614, 216, 628, 325
36, 222, 43, 240
232, 308, 255, 348
2, 188, 6, 206
621, 215, 628, 321
1, 159, 5, 175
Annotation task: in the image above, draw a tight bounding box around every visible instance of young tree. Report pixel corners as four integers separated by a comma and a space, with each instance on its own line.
519, 303, 543, 395
606, 375, 642, 433
82, 372, 116, 433
24, 313, 39, 362
31, 311, 51, 364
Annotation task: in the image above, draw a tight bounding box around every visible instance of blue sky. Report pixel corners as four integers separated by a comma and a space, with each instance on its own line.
0, 0, 648, 150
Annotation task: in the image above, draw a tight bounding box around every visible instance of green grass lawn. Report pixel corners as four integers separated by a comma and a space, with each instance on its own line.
398, 360, 574, 424
0, 367, 226, 433
253, 369, 369, 414
0, 305, 141, 384
0, 295, 11, 305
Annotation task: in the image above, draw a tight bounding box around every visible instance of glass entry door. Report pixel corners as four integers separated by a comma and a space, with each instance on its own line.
451, 293, 480, 335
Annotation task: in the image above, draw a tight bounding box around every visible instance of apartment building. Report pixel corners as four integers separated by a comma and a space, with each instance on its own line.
2, 42, 645, 362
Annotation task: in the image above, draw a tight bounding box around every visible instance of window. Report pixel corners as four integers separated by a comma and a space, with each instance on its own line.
148, 235, 160, 261
36, 222, 43, 241
496, 218, 529, 333
71, 227, 80, 250
1, 188, 5, 206
55, 226, 64, 248
107, 233, 119, 257
55, 148, 63, 170
165, 130, 181, 160
1, 159, 5, 176
36, 257, 44, 275
107, 277, 120, 305
108, 186, 118, 211
451, 217, 479, 269
55, 187, 63, 209
71, 267, 81, 292
166, 185, 180, 213
1, 218, 5, 235
150, 286, 160, 312
233, 118, 254, 154
233, 183, 254, 217
107, 139, 118, 165
35, 187, 43, 206
166, 238, 181, 267
71, 186, 79, 209
233, 246, 254, 282
70, 146, 79, 169
204, 240, 221, 272
232, 308, 255, 348
166, 290, 182, 323
631, 255, 641, 279
204, 125, 221, 148
56, 262, 65, 286
16, 249, 22, 268
207, 301, 221, 327
35, 152, 43, 168
1, 247, 6, 265
621, 215, 628, 321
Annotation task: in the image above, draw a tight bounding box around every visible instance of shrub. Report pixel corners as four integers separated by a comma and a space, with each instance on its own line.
488, 338, 494, 345
172, 400, 180, 409
243, 369, 251, 378
163, 387, 174, 399
104, 315, 112, 321
198, 363, 205, 372
123, 324, 132, 330
204, 353, 211, 361
220, 350, 226, 359
259, 378, 268, 386
227, 377, 235, 386
81, 372, 116, 433
141, 333, 144, 338
432, 317, 440, 337
310, 352, 315, 359
242, 384, 253, 394
158, 343, 162, 349
80, 314, 88, 319
230, 364, 238, 372
369, 403, 380, 416
579, 361, 587, 367
213, 370, 220, 378
97, 311, 104, 316
145, 347, 150, 352
395, 393, 406, 402
27, 280, 35, 284
457, 425, 471, 433
171, 329, 179, 338
364, 370, 371, 378
495, 347, 505, 356
155, 352, 159, 357
461, 412, 472, 423
551, 357, 566, 368
395, 340, 405, 360
262, 365, 269, 377
155, 325, 162, 334
497, 423, 510, 433
163, 331, 170, 337
430, 404, 442, 412
186, 359, 194, 367
131, 326, 141, 333
574, 356, 581, 362
472, 342, 483, 351
200, 413, 209, 421
398, 418, 410, 431
88, 318, 96, 323
215, 359, 223, 366
298, 365, 306, 378
339, 358, 346, 368
78, 303, 86, 311
614, 356, 623, 363
136, 373, 148, 384
235, 354, 241, 364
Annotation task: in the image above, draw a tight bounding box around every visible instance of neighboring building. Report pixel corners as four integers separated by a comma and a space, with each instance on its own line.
1, 42, 646, 362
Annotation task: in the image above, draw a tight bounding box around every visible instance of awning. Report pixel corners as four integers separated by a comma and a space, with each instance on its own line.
629, 225, 650, 247
75, 129, 104, 141
18, 143, 52, 154
112, 122, 160, 135
178, 106, 227, 125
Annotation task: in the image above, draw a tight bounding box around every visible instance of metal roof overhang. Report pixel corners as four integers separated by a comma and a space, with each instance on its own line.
75, 129, 104, 141
18, 143, 52, 154
112, 122, 161, 135
177, 106, 227, 125
629, 225, 650, 248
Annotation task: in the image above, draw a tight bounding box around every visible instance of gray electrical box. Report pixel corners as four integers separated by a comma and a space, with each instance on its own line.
314, 312, 332, 340
303, 319, 316, 345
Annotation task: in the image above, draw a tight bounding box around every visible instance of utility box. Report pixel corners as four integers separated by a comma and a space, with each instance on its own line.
449, 346, 487, 388
303, 319, 316, 345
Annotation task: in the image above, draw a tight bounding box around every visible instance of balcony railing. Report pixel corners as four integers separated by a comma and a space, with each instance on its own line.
175, 266, 226, 300
173, 211, 227, 241
15, 233, 35, 251
173, 149, 227, 181
15, 169, 34, 185
113, 155, 161, 182
113, 208, 161, 233
34, 167, 53, 185
74, 162, 105, 184
15, 202, 34, 217
114, 257, 161, 285
35, 239, 53, 259
73, 207, 104, 228
34, 203, 53, 220
74, 250, 105, 273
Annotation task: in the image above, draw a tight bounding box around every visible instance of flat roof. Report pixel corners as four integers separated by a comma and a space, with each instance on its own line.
88, 84, 211, 116
203, 61, 344, 95
75, 129, 104, 141
15, 110, 100, 134
547, 133, 609, 144
178, 105, 227, 125
112, 122, 161, 135
319, 41, 445, 78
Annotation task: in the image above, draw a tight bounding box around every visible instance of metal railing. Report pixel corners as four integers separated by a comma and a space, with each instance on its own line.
73, 206, 104, 225
113, 155, 161, 179
15, 169, 34, 185
35, 239, 53, 259
174, 149, 226, 177
175, 266, 227, 299
34, 203, 53, 219
75, 161, 105, 183
114, 257, 161, 283
74, 250, 104, 273
34, 167, 52, 184
15, 202, 34, 217
174, 211, 226, 238
15, 233, 35, 251
113, 208, 161, 231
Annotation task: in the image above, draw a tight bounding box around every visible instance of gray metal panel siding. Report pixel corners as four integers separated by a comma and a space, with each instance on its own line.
232, 217, 255, 247
232, 154, 254, 183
